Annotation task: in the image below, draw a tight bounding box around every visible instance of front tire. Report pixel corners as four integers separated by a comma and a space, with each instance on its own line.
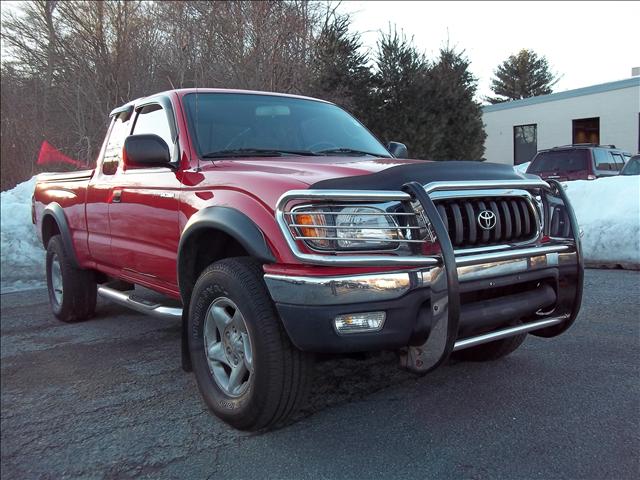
46, 235, 97, 322
188, 257, 312, 431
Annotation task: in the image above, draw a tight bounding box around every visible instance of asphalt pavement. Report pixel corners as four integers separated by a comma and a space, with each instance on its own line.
1, 269, 639, 479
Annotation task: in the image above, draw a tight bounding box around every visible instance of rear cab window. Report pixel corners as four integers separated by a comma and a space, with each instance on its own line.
528, 149, 590, 173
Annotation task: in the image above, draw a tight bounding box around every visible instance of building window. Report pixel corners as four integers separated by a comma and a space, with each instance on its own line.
573, 117, 599, 145
513, 124, 537, 165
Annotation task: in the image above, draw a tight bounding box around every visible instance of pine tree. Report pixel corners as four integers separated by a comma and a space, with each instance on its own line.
487, 49, 559, 104
428, 46, 486, 160
368, 28, 434, 158
368, 31, 485, 160
307, 14, 372, 120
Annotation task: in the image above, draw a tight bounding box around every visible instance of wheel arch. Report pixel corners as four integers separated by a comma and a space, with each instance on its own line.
41, 203, 80, 268
177, 206, 276, 303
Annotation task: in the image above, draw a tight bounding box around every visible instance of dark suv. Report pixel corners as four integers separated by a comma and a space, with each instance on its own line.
526, 144, 632, 181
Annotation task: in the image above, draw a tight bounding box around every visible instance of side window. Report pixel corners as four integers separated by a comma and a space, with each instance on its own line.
611, 153, 624, 171
593, 149, 612, 171
102, 114, 131, 175
131, 104, 174, 152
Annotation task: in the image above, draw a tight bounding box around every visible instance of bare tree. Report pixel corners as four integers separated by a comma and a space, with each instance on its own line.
0, 1, 339, 189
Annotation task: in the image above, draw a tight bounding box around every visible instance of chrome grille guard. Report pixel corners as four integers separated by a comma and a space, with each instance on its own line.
275, 178, 567, 268
275, 178, 583, 372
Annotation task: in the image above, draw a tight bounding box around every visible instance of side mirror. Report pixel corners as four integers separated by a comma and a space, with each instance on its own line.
123, 134, 171, 168
387, 141, 408, 159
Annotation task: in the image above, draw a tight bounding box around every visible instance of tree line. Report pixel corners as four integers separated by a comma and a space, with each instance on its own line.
1, 1, 558, 191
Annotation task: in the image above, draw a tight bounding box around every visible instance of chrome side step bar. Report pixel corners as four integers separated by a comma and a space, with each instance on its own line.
452, 315, 568, 352
97, 286, 183, 320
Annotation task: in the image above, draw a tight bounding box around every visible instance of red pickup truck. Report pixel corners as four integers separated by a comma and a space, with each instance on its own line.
33, 89, 583, 430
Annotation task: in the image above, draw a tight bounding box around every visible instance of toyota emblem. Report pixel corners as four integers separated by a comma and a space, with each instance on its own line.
477, 210, 497, 230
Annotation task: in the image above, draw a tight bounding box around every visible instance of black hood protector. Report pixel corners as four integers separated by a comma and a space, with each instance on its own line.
310, 160, 536, 191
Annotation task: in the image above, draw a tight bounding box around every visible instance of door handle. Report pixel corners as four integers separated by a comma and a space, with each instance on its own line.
111, 190, 122, 203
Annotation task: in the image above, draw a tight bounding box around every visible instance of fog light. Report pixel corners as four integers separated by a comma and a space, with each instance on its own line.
334, 311, 386, 334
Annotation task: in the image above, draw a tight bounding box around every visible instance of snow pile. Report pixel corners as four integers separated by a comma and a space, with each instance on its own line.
512, 163, 640, 268
563, 176, 640, 269
1, 177, 45, 293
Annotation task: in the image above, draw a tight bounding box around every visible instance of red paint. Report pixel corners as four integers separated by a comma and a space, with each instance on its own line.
33, 89, 419, 300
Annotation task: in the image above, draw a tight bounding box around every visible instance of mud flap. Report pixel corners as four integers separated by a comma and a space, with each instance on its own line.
399, 182, 460, 373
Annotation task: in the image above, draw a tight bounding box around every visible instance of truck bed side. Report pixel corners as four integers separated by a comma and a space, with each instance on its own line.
33, 169, 95, 266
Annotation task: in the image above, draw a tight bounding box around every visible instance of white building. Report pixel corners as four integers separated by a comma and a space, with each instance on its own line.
482, 76, 640, 165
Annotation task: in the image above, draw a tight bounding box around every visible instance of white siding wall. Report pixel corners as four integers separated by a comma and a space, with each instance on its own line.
482, 84, 640, 165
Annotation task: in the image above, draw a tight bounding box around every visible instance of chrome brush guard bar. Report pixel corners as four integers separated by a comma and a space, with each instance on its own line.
275, 178, 568, 268
274, 178, 583, 372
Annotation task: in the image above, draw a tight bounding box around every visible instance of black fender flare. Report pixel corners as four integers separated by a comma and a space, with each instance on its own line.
177, 206, 275, 300
177, 206, 275, 373
42, 203, 80, 268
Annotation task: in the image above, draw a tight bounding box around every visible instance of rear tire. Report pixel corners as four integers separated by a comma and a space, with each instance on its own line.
188, 257, 313, 431
46, 235, 97, 322
453, 330, 526, 362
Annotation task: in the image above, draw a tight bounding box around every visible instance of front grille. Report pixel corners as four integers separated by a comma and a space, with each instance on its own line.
433, 196, 538, 248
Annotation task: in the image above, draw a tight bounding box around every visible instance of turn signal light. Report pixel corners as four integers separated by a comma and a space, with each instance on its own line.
296, 213, 330, 248
334, 312, 386, 334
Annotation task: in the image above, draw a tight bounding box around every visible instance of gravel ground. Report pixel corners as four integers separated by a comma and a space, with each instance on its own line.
1, 269, 639, 480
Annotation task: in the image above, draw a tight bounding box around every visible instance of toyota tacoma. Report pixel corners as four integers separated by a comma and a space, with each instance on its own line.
33, 89, 583, 430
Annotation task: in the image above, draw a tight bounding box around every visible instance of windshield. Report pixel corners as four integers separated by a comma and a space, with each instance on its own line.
182, 93, 390, 158
621, 157, 640, 175
528, 149, 590, 173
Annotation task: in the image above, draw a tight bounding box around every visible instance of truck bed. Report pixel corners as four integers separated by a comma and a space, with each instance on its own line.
33, 169, 95, 267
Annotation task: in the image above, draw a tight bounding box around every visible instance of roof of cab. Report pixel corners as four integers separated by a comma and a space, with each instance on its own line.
109, 88, 329, 117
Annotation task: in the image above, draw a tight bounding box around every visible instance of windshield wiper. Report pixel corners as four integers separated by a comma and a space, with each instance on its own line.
314, 148, 389, 158
202, 148, 320, 158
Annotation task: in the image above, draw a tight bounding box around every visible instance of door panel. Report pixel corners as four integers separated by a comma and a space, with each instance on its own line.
108, 170, 181, 286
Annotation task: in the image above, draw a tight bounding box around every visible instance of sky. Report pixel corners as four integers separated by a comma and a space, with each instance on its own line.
2, 1, 638, 103
337, 1, 640, 102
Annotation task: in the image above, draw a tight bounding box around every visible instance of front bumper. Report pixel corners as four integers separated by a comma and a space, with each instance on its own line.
265, 247, 579, 353
266, 180, 584, 372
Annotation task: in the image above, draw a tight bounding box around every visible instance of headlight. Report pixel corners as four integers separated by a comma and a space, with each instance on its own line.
292, 205, 401, 251
335, 206, 399, 249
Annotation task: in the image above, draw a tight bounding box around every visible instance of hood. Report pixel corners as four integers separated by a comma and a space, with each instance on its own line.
194, 157, 535, 211
310, 160, 537, 190
203, 156, 426, 186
